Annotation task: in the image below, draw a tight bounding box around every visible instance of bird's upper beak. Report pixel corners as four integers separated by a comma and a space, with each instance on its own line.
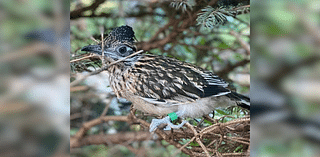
81, 45, 102, 55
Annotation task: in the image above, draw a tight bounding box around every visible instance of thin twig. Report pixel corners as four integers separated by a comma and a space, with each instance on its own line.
70, 85, 89, 92
196, 138, 210, 157
100, 99, 111, 118
70, 50, 144, 87
184, 122, 210, 157
224, 136, 250, 145
106, 50, 144, 67
89, 35, 100, 44
100, 26, 105, 66
70, 54, 96, 63
171, 137, 195, 157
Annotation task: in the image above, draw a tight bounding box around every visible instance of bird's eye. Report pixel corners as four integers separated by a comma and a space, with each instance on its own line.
118, 46, 127, 54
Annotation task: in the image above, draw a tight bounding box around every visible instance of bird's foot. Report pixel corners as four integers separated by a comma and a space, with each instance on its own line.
149, 116, 187, 132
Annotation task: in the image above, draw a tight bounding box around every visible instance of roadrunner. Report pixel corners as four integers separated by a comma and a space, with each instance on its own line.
81, 25, 250, 132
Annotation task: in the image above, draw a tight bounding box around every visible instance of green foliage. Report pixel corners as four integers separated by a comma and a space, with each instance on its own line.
190, 141, 200, 147
197, 6, 235, 28
170, 0, 195, 12
217, 42, 230, 49
215, 109, 229, 115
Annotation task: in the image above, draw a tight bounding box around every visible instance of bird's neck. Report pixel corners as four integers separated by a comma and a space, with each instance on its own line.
104, 59, 129, 99
104, 56, 139, 74
107, 64, 126, 75
103, 59, 127, 75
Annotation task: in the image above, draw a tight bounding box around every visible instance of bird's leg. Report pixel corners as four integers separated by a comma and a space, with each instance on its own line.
149, 111, 187, 132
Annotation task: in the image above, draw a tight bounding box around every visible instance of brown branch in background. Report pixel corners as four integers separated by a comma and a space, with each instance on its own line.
71, 114, 250, 155
230, 30, 250, 55
178, 42, 217, 50
207, 0, 219, 6
71, 12, 166, 19
71, 116, 129, 148
149, 19, 175, 42
196, 137, 210, 157
137, 0, 210, 51
70, 1, 166, 20
216, 59, 250, 78
70, 0, 107, 19
225, 136, 250, 145
200, 117, 250, 135
72, 131, 156, 148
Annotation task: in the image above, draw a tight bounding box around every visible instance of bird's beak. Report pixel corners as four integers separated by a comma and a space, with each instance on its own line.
81, 45, 102, 55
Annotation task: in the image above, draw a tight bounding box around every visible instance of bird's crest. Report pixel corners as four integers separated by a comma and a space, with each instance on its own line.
104, 25, 137, 50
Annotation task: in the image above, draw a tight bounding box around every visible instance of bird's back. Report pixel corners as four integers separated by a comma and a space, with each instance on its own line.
111, 54, 234, 104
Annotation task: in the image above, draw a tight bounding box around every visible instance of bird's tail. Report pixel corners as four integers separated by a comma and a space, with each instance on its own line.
227, 91, 250, 110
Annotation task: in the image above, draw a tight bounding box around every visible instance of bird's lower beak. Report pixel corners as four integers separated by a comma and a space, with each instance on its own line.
81, 45, 102, 55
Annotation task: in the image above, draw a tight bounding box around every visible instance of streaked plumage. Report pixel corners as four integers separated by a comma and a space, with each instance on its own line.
81, 25, 250, 131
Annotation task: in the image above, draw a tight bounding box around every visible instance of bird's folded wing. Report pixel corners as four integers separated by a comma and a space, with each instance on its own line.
127, 55, 231, 106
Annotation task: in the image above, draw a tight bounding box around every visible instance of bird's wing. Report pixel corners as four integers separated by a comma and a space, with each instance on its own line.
128, 55, 231, 105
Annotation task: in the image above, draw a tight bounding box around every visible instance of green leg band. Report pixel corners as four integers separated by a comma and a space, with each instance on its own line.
168, 112, 178, 121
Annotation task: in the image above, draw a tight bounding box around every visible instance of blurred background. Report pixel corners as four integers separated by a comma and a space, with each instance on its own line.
0, 0, 70, 156
0, 0, 319, 157
251, 0, 320, 156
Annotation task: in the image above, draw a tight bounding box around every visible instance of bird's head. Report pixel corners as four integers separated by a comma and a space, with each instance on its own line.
81, 25, 138, 63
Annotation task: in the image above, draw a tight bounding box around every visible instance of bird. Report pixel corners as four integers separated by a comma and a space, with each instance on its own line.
81, 25, 250, 132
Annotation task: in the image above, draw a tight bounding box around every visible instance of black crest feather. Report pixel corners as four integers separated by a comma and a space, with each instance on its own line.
104, 25, 136, 49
